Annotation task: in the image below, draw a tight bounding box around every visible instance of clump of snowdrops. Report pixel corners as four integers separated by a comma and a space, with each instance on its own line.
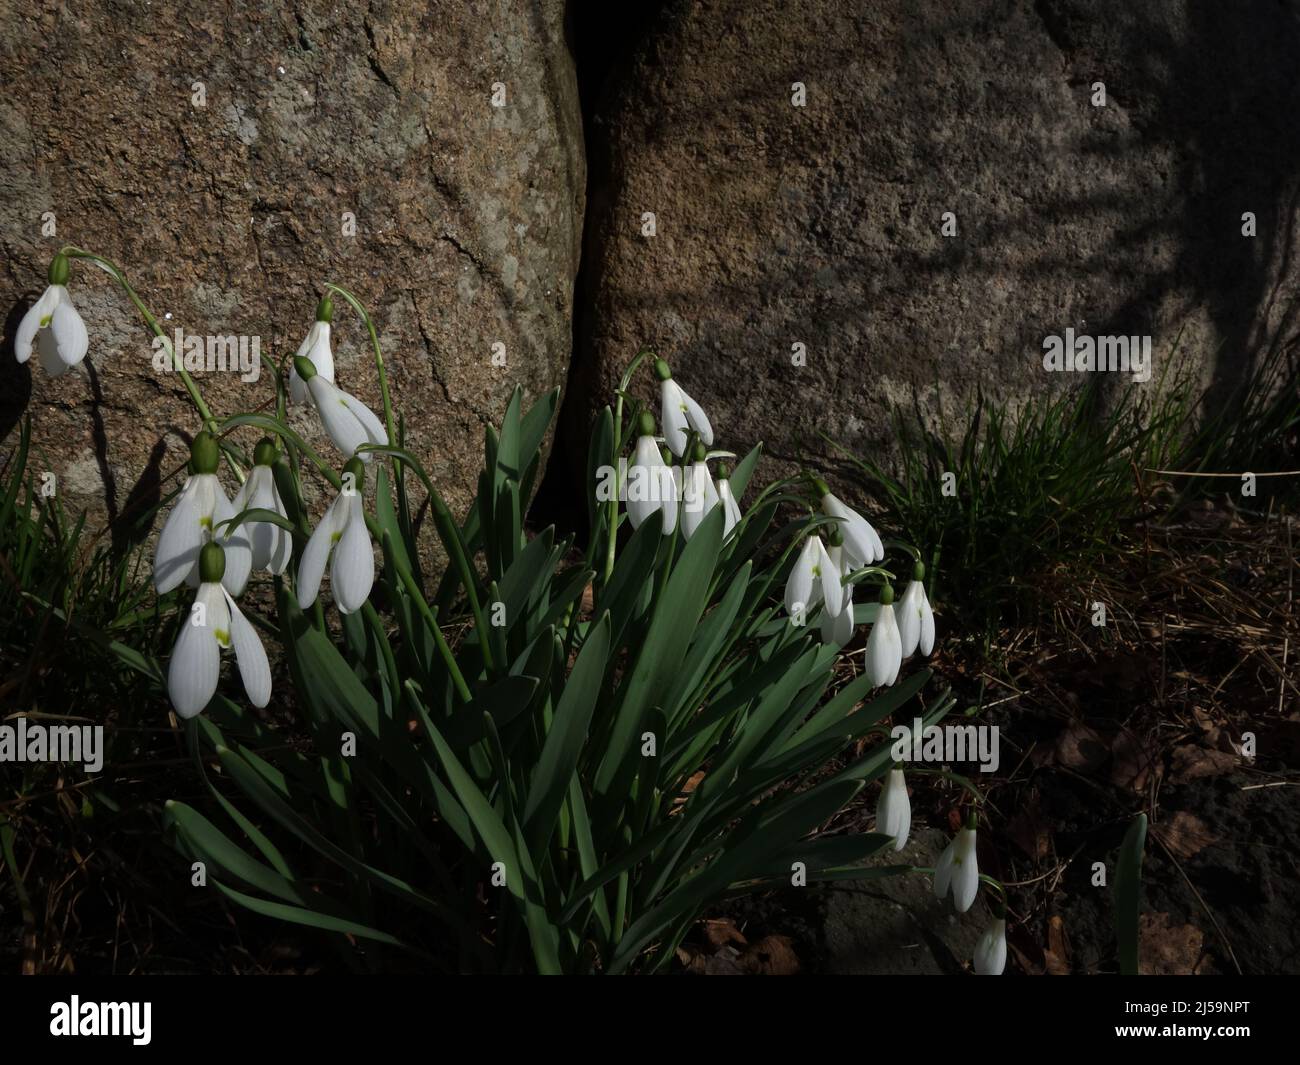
11, 248, 1010, 974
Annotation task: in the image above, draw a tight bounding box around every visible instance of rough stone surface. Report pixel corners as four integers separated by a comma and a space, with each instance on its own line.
0, 1, 584, 543
569, 0, 1300, 486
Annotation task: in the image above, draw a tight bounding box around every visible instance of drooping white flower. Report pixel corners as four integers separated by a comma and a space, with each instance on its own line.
875, 767, 912, 852
816, 479, 883, 566
154, 432, 252, 596
784, 533, 839, 623
298, 459, 375, 614
168, 543, 271, 719
625, 414, 678, 535
898, 562, 936, 658
288, 297, 336, 405
717, 466, 743, 538
14, 255, 88, 376
228, 438, 292, 583
819, 539, 855, 644
294, 356, 388, 463
973, 915, 1007, 975
864, 586, 902, 687
934, 818, 980, 913
680, 442, 720, 542
655, 357, 713, 458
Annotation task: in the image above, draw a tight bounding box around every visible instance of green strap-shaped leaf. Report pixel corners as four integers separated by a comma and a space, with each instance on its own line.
1116, 812, 1148, 976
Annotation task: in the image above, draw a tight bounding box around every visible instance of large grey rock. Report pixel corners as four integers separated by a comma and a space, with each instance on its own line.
0, 0, 583, 542
570, 0, 1300, 483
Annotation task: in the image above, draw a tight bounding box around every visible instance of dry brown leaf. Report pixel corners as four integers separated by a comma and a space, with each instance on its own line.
1139, 913, 1205, 975
1055, 720, 1108, 772
1044, 915, 1071, 975
1152, 811, 1219, 860
1007, 794, 1051, 860
703, 917, 747, 951
669, 771, 706, 815
1170, 745, 1237, 782
1111, 730, 1164, 792
740, 935, 800, 975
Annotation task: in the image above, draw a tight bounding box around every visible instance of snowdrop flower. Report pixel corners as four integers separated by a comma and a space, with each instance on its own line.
625, 413, 678, 535
299, 457, 375, 614
934, 813, 980, 913
293, 355, 388, 463
168, 542, 271, 719
14, 254, 88, 377
784, 533, 841, 624
154, 431, 252, 596
875, 766, 911, 852
680, 441, 720, 541
288, 296, 336, 405
655, 357, 713, 458
818, 533, 855, 644
898, 560, 936, 658
813, 476, 883, 566
716, 463, 743, 538
973, 904, 1008, 975
228, 438, 292, 584
864, 584, 902, 687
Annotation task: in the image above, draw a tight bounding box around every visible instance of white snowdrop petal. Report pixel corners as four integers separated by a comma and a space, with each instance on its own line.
15, 297, 49, 364
213, 484, 253, 597
50, 298, 88, 367
898, 581, 923, 657
331, 495, 375, 614
626, 436, 662, 529
224, 589, 271, 708
919, 594, 936, 656
340, 389, 389, 451
785, 537, 820, 618
660, 380, 690, 457
934, 837, 956, 900
168, 587, 222, 718
311, 378, 369, 459
297, 495, 342, 607
677, 383, 713, 445
974, 919, 1007, 975
154, 478, 205, 593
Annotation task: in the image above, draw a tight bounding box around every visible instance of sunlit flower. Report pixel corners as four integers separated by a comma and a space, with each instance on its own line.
14, 254, 88, 377
299, 458, 375, 613
973, 910, 1008, 975
819, 537, 855, 644
288, 296, 335, 405
229, 438, 292, 584
784, 533, 840, 623
814, 476, 883, 566
875, 766, 912, 851
655, 357, 713, 458
717, 464, 743, 538
168, 543, 271, 718
864, 584, 902, 686
625, 413, 678, 535
154, 431, 251, 595
681, 441, 720, 541
934, 815, 980, 913
294, 356, 388, 462
898, 561, 936, 658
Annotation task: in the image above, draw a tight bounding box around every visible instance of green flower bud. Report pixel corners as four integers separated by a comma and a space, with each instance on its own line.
879, 583, 895, 606
653, 357, 672, 382
253, 437, 278, 467
964, 809, 979, 832
636, 410, 656, 438
315, 295, 334, 323
912, 560, 926, 582
293, 355, 317, 382
198, 541, 226, 583
808, 474, 830, 498
691, 440, 707, 463
827, 525, 844, 547
47, 253, 71, 286
190, 431, 220, 475
716, 463, 732, 480
660, 446, 674, 465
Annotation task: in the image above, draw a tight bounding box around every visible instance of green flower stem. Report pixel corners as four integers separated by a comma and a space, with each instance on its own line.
604, 349, 655, 585
324, 282, 398, 456
59, 247, 218, 432
383, 530, 472, 703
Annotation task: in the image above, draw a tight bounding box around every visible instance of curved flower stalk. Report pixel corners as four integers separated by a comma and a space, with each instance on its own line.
819, 532, 855, 644
625, 412, 678, 535
716, 463, 743, 538
293, 355, 388, 463
655, 357, 713, 458
813, 476, 883, 566
784, 532, 840, 623
875, 766, 912, 852
934, 812, 980, 913
680, 441, 720, 542
973, 902, 1008, 975
168, 542, 271, 719
898, 560, 936, 658
299, 457, 375, 614
864, 583, 902, 686
14, 253, 88, 377
154, 432, 252, 595
288, 296, 336, 405
229, 438, 292, 583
